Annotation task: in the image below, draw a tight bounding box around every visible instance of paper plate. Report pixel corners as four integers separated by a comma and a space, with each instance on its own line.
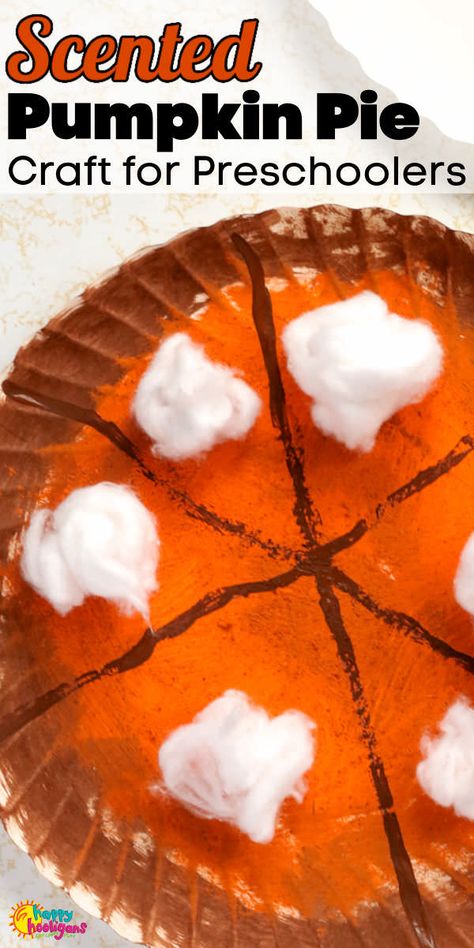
1, 205, 474, 947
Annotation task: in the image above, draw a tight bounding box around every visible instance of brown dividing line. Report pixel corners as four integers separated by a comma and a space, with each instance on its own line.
321, 435, 474, 558
231, 233, 323, 548
377, 434, 474, 518
0, 565, 303, 745
322, 519, 368, 557
333, 566, 474, 675
233, 232, 435, 948
1, 379, 293, 562
314, 575, 437, 948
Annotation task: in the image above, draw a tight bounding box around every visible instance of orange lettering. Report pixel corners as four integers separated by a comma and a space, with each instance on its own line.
51, 36, 86, 82
112, 37, 157, 82
156, 23, 183, 81
82, 36, 117, 82
5, 16, 262, 84
179, 36, 213, 81
6, 14, 52, 83
213, 20, 262, 82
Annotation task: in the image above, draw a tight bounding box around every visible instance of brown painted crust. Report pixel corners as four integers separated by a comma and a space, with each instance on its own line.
1, 205, 474, 947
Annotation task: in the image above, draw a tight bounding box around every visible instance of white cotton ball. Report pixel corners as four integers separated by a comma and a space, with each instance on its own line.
454, 533, 474, 616
158, 690, 315, 844
417, 699, 474, 820
132, 333, 261, 460
282, 291, 443, 451
21, 482, 159, 620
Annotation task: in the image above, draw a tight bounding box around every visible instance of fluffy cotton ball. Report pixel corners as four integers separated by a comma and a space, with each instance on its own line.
158, 690, 315, 844
21, 482, 159, 619
282, 290, 443, 451
454, 533, 474, 616
132, 333, 261, 460
417, 699, 474, 819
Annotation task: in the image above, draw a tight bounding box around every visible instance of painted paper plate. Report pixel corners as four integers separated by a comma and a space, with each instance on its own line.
1, 205, 474, 947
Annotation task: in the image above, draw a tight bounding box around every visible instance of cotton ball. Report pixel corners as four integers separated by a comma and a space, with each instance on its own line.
158, 690, 315, 844
282, 290, 443, 451
132, 332, 261, 461
417, 699, 474, 820
454, 533, 474, 616
21, 482, 159, 620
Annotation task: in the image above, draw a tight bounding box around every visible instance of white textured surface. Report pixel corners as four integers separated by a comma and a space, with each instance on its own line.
417, 700, 474, 819
133, 333, 261, 460
454, 532, 474, 617
21, 483, 159, 619
282, 291, 443, 451
1, 0, 474, 945
158, 690, 315, 844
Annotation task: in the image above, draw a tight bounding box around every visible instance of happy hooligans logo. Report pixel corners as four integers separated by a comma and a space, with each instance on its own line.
9, 901, 88, 940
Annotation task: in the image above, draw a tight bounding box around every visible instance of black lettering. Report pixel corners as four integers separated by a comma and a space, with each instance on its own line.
51, 102, 91, 139
234, 161, 257, 185
242, 89, 260, 139
430, 161, 444, 185
201, 93, 241, 140
317, 94, 358, 139
360, 90, 378, 140
365, 162, 389, 186
166, 161, 180, 184
336, 162, 361, 185
9, 154, 36, 184
402, 162, 426, 185
137, 162, 162, 185
262, 103, 302, 139
217, 160, 232, 184
393, 154, 399, 185
379, 103, 419, 140
95, 102, 153, 139
282, 161, 305, 186
53, 161, 81, 186
157, 102, 199, 151
447, 162, 466, 186
261, 161, 279, 185
8, 92, 49, 138
194, 155, 214, 183
309, 158, 331, 186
